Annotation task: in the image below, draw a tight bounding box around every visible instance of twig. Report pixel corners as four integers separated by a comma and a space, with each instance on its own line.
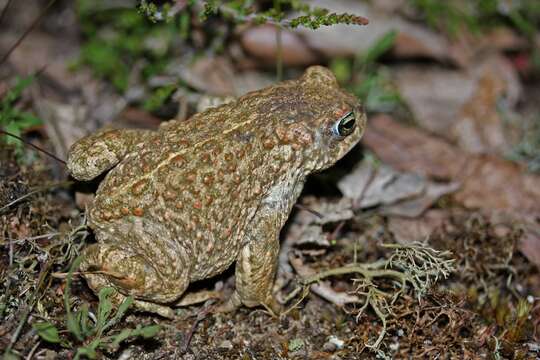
0, 0, 58, 66
25, 340, 40, 360
0, 129, 67, 165
181, 301, 214, 354
0, 180, 73, 213
294, 203, 323, 219
3, 232, 61, 245
0, 0, 12, 25
4, 260, 53, 355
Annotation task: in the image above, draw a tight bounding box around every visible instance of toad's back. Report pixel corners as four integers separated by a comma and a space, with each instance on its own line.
88, 82, 311, 280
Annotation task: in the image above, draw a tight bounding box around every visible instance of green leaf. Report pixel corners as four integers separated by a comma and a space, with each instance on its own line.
96, 287, 115, 335
359, 30, 397, 67
143, 84, 176, 112
329, 58, 352, 84
76, 303, 91, 337
108, 324, 160, 349
103, 295, 133, 333
108, 328, 134, 349
80, 41, 129, 91
67, 315, 83, 342
33, 322, 61, 343
138, 324, 160, 338
74, 345, 97, 360
3, 122, 22, 146
17, 112, 43, 128
1, 76, 34, 108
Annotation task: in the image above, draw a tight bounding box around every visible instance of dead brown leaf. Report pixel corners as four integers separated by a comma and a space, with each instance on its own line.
239, 0, 470, 67
173, 56, 236, 96
363, 114, 540, 266
337, 158, 458, 218
365, 115, 540, 213
362, 115, 467, 179
393, 55, 521, 140
382, 181, 459, 218
338, 160, 425, 209
240, 25, 318, 67
387, 210, 452, 244
452, 57, 522, 155
295, 0, 468, 65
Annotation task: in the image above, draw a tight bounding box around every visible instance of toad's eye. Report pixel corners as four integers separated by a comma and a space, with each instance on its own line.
331, 111, 356, 137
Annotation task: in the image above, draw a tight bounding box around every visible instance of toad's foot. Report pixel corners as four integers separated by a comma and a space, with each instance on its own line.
92, 286, 176, 319
133, 298, 176, 319
213, 292, 282, 316
212, 292, 242, 313
176, 290, 221, 307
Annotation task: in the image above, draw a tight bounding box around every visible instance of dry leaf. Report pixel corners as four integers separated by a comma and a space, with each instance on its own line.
451, 55, 522, 154
363, 115, 540, 266
338, 160, 425, 208
295, 0, 466, 65
240, 25, 318, 66
239, 0, 468, 66
393, 55, 521, 139
169, 56, 236, 96
388, 210, 451, 244
362, 115, 466, 179
382, 181, 460, 218
338, 158, 459, 217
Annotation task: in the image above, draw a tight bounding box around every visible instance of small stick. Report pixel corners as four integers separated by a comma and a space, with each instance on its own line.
0, 0, 12, 25
0, 130, 67, 165
181, 301, 214, 354
0, 180, 72, 213
294, 203, 323, 219
0, 0, 58, 66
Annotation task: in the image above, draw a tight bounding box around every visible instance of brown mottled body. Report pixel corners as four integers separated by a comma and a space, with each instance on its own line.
67, 66, 366, 317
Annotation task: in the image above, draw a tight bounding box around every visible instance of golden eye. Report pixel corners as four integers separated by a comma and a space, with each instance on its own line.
331, 111, 356, 137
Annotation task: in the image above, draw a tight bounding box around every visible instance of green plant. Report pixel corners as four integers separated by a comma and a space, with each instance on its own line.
410, 0, 540, 46
285, 242, 455, 351
410, 0, 480, 36
330, 30, 404, 114
143, 84, 177, 112
33, 257, 160, 359
139, 0, 368, 29
76, 0, 368, 96
0, 75, 42, 153
75, 0, 180, 92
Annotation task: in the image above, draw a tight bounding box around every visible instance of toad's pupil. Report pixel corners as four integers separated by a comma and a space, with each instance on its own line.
334, 112, 356, 137
341, 115, 355, 130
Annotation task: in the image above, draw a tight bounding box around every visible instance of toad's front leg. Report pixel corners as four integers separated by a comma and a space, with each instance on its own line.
218, 209, 282, 315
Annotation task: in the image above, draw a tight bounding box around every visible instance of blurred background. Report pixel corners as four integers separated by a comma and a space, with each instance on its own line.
2, 0, 540, 162
1, 0, 540, 358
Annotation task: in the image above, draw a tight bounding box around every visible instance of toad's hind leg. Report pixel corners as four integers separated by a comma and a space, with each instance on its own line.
67, 128, 152, 181
80, 242, 190, 318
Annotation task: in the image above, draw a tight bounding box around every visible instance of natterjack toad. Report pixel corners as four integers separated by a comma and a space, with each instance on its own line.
67, 66, 366, 317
